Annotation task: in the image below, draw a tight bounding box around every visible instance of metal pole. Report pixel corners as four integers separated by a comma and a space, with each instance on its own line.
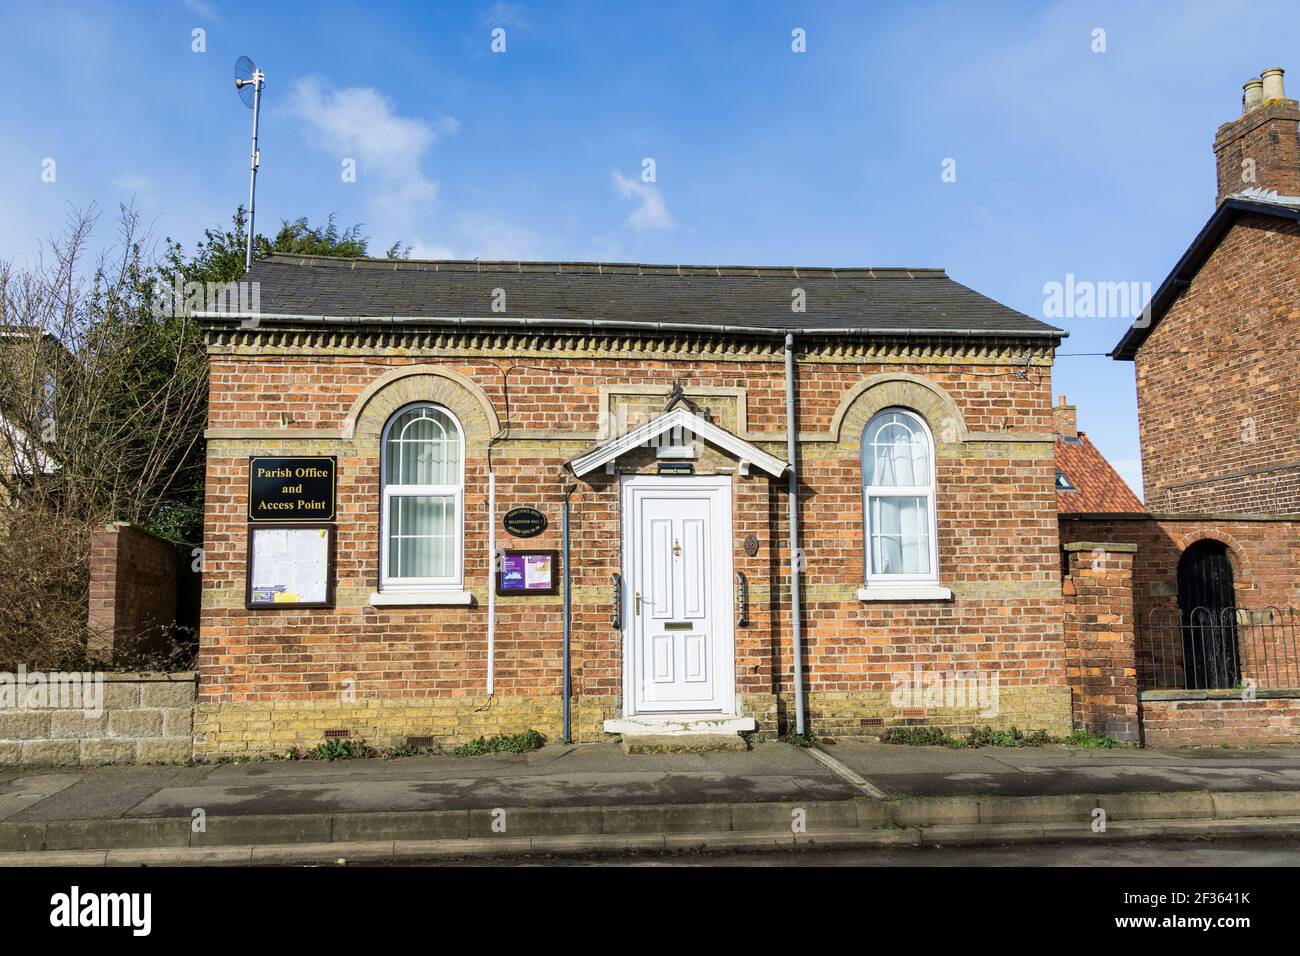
487, 470, 495, 695
245, 74, 262, 271
562, 484, 575, 743
784, 333, 806, 735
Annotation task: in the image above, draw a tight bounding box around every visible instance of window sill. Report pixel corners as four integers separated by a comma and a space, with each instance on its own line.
857, 585, 953, 602
368, 589, 475, 607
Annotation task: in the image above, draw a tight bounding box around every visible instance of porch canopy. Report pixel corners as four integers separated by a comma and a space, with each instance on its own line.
566, 407, 787, 479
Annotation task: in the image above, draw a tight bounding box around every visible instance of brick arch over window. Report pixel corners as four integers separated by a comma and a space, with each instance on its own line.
1174, 529, 1253, 584
344, 366, 500, 448
831, 373, 969, 450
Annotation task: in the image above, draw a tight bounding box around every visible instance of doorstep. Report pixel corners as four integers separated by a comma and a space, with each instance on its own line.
603, 715, 757, 737
606, 715, 756, 753
620, 733, 749, 754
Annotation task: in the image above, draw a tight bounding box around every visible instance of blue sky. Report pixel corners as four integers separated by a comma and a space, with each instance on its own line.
3, 0, 1298, 496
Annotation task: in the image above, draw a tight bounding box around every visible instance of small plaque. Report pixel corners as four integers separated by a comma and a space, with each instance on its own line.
249, 457, 336, 522
502, 507, 548, 538
496, 550, 559, 595
744, 533, 760, 557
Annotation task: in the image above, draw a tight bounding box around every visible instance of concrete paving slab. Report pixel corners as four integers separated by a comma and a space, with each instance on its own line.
119, 742, 851, 818
7, 776, 171, 821
0, 772, 82, 821
824, 740, 1300, 796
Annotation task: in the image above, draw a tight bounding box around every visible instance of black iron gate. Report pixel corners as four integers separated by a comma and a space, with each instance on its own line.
1176, 540, 1240, 689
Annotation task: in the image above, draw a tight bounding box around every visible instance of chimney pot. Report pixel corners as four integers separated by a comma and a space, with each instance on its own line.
1261, 66, 1286, 102
1243, 77, 1264, 113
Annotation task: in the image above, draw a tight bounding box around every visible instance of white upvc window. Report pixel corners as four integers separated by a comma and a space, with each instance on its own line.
380, 403, 464, 591
861, 408, 939, 587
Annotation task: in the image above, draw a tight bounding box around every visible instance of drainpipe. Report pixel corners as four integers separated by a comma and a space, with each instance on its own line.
784, 332, 806, 735
562, 482, 576, 742
487, 470, 496, 696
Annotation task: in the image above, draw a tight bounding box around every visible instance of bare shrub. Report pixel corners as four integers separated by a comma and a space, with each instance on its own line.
0, 205, 206, 669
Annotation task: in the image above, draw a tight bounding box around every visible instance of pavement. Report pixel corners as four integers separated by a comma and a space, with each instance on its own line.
2, 740, 1300, 864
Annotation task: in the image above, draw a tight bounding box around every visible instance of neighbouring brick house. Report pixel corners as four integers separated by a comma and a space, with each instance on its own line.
1063, 66, 1300, 746
196, 258, 1074, 756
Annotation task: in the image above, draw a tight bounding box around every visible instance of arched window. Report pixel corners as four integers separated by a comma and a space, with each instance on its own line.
861, 408, 938, 585
380, 403, 464, 590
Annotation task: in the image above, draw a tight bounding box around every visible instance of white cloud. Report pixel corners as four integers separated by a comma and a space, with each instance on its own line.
611, 170, 673, 231
451, 211, 539, 259
483, 2, 529, 28
284, 76, 457, 230
183, 0, 223, 23
401, 212, 539, 262
111, 173, 155, 199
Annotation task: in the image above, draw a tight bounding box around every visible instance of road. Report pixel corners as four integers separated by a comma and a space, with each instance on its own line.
390, 835, 1300, 866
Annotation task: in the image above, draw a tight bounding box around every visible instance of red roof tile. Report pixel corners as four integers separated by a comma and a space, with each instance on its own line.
1055, 431, 1144, 514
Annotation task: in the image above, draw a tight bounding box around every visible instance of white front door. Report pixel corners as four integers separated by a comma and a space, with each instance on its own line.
622, 476, 734, 715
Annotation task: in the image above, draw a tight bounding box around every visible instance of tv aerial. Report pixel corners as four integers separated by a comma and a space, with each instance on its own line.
234, 56, 265, 271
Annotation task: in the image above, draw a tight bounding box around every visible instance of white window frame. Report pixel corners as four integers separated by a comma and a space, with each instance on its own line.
862, 407, 940, 588
379, 402, 465, 592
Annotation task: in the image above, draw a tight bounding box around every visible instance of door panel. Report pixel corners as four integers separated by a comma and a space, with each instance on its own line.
648, 517, 674, 620
626, 480, 731, 714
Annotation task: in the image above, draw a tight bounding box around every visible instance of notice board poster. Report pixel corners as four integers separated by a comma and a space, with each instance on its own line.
496, 550, 559, 595
246, 524, 336, 608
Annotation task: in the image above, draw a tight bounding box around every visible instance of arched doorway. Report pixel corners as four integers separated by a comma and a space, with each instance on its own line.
1177, 540, 1240, 689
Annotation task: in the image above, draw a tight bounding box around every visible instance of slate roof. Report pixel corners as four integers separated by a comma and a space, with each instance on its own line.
1111, 192, 1300, 359
1056, 432, 1145, 514
205, 254, 1064, 339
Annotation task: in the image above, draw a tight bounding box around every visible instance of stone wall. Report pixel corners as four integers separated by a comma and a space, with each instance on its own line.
0, 672, 195, 766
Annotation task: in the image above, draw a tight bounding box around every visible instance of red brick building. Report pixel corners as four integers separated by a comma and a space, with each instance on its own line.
1071, 66, 1300, 745
1113, 67, 1300, 517
196, 259, 1072, 755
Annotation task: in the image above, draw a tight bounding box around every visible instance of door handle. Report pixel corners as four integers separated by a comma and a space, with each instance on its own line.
635, 591, 642, 616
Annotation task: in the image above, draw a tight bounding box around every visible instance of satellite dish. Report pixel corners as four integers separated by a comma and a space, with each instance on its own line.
234, 56, 258, 109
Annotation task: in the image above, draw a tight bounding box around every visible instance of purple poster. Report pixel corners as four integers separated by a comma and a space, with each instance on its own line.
498, 552, 555, 592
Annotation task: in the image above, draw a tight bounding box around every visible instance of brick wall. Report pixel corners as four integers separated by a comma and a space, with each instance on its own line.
197, 333, 1073, 754
88, 523, 180, 661
1140, 694, 1300, 747
0, 672, 195, 766
1134, 214, 1300, 515
1060, 515, 1299, 701
1060, 542, 1139, 741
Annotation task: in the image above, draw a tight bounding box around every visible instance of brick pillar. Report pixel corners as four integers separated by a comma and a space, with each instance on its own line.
1061, 541, 1139, 742
87, 523, 180, 662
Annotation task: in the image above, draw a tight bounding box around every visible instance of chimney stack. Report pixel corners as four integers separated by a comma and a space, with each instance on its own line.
1215, 66, 1300, 204
1053, 395, 1078, 442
